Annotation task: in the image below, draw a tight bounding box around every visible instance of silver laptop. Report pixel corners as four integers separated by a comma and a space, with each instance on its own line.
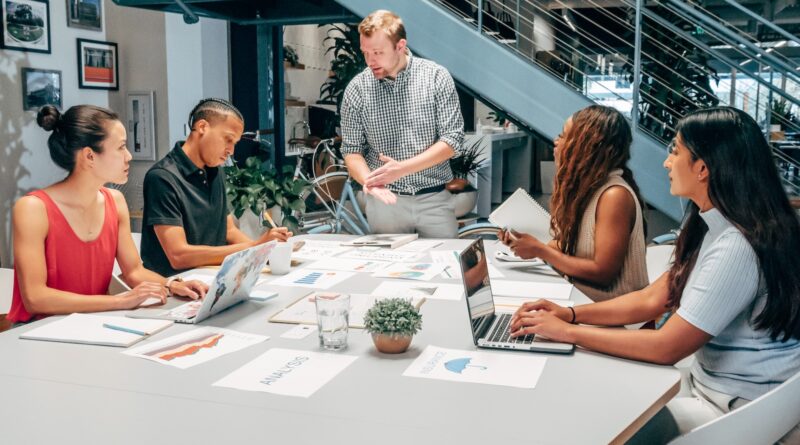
128, 241, 276, 324
458, 239, 574, 354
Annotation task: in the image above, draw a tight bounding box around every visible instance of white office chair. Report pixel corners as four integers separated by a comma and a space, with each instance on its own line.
646, 244, 674, 283
0, 268, 14, 331
112, 232, 142, 277
669, 370, 800, 445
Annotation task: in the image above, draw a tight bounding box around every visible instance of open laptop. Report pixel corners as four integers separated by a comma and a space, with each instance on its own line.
458, 239, 574, 354
127, 241, 276, 324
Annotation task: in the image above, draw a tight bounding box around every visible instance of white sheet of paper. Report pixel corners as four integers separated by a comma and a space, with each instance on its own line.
339, 249, 421, 263
371, 281, 464, 301
280, 324, 317, 339
182, 274, 215, 286
372, 262, 448, 281
403, 345, 546, 389
270, 269, 355, 289
490, 280, 573, 300
270, 293, 424, 328
487, 264, 505, 279
123, 327, 268, 369
430, 250, 462, 279
304, 258, 390, 273
395, 240, 444, 252
292, 240, 353, 260
213, 348, 358, 398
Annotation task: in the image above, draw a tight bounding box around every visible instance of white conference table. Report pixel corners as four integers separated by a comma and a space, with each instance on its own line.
0, 235, 679, 444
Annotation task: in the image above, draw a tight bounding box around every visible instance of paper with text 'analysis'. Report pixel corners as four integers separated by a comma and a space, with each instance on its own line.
213, 348, 358, 398
370, 280, 464, 302
123, 327, 268, 369
403, 345, 546, 389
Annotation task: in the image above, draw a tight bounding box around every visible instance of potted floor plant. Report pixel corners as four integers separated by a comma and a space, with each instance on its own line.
363, 298, 422, 354
224, 156, 311, 236
448, 137, 486, 217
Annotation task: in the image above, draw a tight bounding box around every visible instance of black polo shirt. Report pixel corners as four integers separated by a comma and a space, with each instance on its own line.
140, 142, 228, 276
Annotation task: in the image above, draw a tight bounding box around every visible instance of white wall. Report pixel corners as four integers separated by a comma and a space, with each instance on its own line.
0, 0, 109, 267
0, 2, 230, 266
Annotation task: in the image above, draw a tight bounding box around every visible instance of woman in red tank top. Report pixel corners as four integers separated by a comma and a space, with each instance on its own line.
8, 105, 208, 324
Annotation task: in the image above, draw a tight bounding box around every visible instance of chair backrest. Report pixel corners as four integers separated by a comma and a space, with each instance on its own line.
0, 268, 13, 314
112, 232, 142, 277
669, 370, 800, 445
646, 244, 674, 283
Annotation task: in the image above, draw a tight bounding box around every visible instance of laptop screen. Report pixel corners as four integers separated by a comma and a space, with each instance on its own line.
458, 240, 496, 339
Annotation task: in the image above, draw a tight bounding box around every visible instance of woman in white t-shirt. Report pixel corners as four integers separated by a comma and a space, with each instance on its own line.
509, 107, 800, 443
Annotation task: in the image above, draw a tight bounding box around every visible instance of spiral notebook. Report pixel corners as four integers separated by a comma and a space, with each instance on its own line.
489, 188, 552, 241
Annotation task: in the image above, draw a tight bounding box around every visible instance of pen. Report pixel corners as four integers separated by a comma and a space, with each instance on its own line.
263, 211, 277, 229
103, 323, 147, 336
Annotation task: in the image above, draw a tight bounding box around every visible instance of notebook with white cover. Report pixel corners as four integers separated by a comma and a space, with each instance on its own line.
19, 314, 173, 347
342, 233, 418, 249
489, 188, 552, 241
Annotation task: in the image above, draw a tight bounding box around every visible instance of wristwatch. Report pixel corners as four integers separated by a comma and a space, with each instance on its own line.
165, 277, 184, 296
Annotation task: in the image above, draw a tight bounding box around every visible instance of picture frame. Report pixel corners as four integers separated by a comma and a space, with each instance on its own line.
126, 91, 157, 161
76, 38, 118, 90
65, 0, 101, 31
1, 0, 51, 53
21, 67, 61, 111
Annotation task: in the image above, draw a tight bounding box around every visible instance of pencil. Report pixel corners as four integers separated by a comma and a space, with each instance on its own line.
263, 210, 277, 229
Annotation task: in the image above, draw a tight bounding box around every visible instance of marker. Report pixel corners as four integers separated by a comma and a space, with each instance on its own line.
103, 323, 147, 336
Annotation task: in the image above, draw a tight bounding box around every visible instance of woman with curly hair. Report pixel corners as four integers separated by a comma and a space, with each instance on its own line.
499, 105, 648, 301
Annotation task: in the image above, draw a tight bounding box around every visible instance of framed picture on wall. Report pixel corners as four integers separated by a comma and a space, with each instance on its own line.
66, 0, 101, 31
126, 91, 157, 161
76, 38, 118, 90
1, 0, 51, 53
21, 67, 61, 110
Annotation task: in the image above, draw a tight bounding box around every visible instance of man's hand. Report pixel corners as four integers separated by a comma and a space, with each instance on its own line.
365, 154, 406, 188
258, 227, 292, 243
364, 184, 397, 205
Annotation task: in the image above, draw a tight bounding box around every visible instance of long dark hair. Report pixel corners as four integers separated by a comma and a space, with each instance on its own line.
37, 105, 119, 173
668, 106, 800, 341
550, 105, 646, 255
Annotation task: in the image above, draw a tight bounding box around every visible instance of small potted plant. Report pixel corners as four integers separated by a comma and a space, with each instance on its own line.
363, 298, 422, 354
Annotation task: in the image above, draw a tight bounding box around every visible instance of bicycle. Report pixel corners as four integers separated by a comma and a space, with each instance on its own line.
282, 135, 503, 238
288, 138, 371, 235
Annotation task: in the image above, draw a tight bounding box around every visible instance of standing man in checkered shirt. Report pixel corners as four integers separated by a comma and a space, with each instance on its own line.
340, 9, 465, 239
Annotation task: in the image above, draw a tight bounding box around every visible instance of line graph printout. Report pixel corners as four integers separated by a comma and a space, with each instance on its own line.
123, 327, 268, 369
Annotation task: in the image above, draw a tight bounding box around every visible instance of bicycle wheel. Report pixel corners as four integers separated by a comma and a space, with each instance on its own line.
458, 222, 502, 240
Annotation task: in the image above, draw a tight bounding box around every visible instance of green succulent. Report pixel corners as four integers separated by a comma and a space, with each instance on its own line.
363, 298, 423, 336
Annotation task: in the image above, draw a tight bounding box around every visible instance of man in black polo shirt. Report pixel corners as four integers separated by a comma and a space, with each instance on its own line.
141, 98, 291, 277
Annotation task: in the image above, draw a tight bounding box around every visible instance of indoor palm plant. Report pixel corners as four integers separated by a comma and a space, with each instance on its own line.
448, 137, 486, 217
363, 298, 422, 354
224, 156, 311, 234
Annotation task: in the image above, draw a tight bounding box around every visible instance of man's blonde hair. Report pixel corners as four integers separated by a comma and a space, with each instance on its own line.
358, 10, 406, 45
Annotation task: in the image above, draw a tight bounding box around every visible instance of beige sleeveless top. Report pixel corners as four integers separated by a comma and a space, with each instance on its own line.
571, 169, 648, 301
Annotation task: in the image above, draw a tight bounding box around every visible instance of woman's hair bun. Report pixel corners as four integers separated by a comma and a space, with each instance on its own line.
37, 105, 61, 132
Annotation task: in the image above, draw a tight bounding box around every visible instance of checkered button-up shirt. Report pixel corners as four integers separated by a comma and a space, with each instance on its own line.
340, 54, 464, 194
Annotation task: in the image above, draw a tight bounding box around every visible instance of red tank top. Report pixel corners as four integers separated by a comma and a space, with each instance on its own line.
8, 188, 119, 323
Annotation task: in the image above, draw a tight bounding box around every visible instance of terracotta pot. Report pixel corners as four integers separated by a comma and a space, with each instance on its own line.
371, 333, 413, 354
446, 178, 469, 192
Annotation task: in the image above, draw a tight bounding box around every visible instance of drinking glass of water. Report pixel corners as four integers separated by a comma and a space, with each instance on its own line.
314, 293, 350, 350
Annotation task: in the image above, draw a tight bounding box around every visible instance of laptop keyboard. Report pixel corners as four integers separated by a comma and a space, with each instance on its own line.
487, 313, 534, 344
